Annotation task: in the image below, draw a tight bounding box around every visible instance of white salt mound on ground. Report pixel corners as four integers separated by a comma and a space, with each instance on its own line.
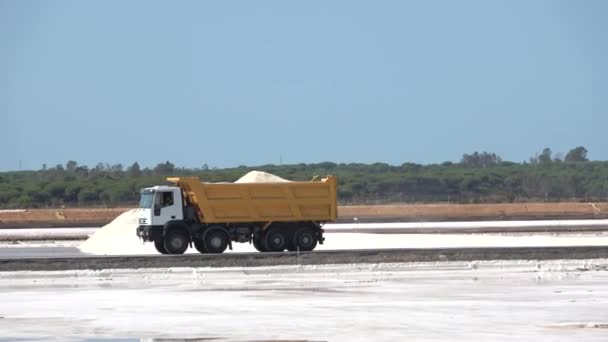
235, 170, 290, 183
79, 209, 149, 255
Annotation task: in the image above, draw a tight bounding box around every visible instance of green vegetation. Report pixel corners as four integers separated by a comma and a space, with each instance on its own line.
1, 147, 607, 208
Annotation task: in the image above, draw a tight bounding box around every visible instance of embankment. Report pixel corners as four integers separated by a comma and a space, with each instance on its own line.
1, 202, 608, 228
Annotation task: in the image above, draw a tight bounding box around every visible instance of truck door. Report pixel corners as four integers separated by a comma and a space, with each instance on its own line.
152, 189, 183, 225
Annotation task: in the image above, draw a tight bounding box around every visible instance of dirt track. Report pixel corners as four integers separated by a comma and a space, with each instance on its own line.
2, 246, 608, 271
1, 202, 608, 228
338, 202, 608, 222
0, 208, 129, 228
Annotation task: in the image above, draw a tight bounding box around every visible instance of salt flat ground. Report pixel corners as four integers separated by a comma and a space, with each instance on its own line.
80, 230, 608, 255
1, 260, 608, 341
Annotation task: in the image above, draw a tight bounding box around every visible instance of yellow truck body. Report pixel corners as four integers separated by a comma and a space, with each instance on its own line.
166, 176, 338, 224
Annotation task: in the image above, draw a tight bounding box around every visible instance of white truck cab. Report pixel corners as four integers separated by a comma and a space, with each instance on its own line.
138, 186, 183, 227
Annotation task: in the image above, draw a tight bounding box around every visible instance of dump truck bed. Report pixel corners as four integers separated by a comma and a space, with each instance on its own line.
166, 176, 338, 224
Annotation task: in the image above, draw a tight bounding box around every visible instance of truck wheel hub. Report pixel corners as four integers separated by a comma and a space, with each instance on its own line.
211, 236, 223, 248
169, 238, 184, 249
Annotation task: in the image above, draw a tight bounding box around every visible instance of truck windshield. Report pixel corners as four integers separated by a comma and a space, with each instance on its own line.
139, 191, 155, 209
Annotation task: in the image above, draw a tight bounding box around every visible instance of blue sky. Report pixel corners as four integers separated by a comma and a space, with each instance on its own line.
1, 0, 606, 171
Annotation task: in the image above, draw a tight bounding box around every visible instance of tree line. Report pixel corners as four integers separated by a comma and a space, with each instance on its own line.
0, 146, 606, 208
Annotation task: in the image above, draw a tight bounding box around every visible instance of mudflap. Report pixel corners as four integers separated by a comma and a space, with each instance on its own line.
318, 228, 325, 245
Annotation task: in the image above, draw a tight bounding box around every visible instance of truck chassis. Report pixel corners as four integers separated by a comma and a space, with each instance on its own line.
137, 219, 324, 255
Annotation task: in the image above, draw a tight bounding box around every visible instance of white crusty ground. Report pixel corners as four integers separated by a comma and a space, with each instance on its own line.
1, 260, 607, 341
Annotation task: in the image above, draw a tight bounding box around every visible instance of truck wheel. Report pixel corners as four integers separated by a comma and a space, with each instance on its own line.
286, 244, 297, 252
285, 227, 298, 251
204, 228, 229, 254
154, 239, 169, 254
194, 240, 207, 254
293, 227, 318, 251
164, 231, 189, 254
264, 228, 288, 252
253, 237, 267, 252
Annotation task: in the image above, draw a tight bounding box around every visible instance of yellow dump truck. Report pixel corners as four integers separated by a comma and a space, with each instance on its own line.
136, 176, 338, 254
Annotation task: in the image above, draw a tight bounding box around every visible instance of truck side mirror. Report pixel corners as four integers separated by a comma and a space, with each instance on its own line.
154, 204, 161, 216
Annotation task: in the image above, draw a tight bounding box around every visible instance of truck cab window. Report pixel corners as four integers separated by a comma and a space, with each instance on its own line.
161, 191, 174, 207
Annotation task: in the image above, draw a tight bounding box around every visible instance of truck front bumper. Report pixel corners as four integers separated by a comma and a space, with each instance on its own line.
136, 225, 163, 242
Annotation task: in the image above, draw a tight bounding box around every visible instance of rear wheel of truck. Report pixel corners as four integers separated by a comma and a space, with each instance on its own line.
293, 227, 318, 251
164, 231, 189, 254
286, 242, 298, 252
285, 226, 299, 252
204, 228, 229, 253
154, 239, 169, 254
264, 228, 288, 252
193, 240, 207, 254
253, 237, 267, 252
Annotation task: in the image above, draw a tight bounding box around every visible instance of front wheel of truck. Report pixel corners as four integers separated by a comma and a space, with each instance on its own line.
164, 231, 189, 254
154, 239, 169, 254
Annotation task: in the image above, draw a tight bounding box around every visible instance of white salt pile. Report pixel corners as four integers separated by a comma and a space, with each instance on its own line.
79, 209, 150, 255
235, 170, 290, 183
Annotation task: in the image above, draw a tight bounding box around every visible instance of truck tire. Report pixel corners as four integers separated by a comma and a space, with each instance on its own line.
193, 240, 207, 254
293, 227, 318, 251
203, 228, 229, 254
253, 237, 267, 252
164, 230, 189, 254
154, 239, 169, 254
286, 242, 297, 252
264, 228, 288, 252
285, 226, 299, 251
